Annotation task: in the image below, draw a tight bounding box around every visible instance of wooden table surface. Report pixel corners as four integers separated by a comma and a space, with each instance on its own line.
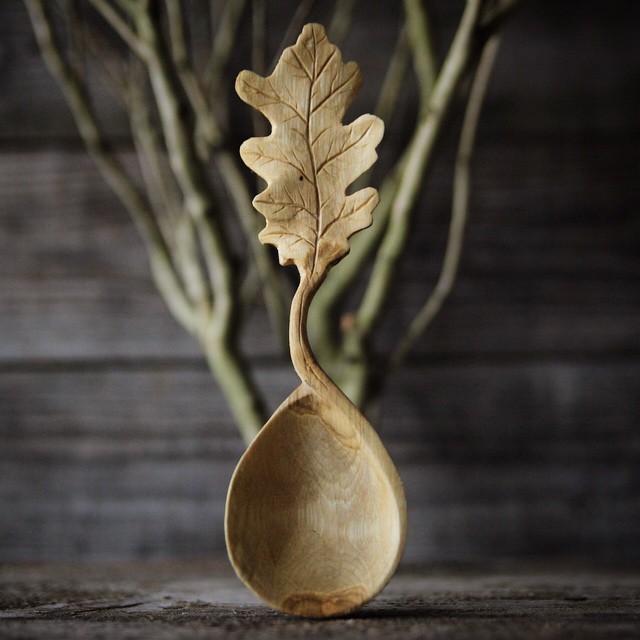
1, 560, 638, 639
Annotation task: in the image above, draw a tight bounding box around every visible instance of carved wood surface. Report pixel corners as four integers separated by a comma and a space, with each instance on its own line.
226, 24, 405, 617
236, 23, 383, 280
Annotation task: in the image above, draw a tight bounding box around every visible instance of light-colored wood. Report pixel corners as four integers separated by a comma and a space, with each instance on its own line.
225, 23, 406, 617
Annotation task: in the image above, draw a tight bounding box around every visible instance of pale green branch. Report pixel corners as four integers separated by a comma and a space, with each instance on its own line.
309, 23, 410, 360
328, 0, 358, 45
203, 0, 248, 92
128, 69, 212, 311
133, 5, 267, 439
389, 33, 502, 372
352, 0, 483, 343
374, 25, 411, 125
164, 0, 221, 150
404, 0, 439, 112
86, 0, 147, 58
215, 150, 290, 354
134, 7, 233, 329
337, 0, 486, 406
24, 0, 193, 332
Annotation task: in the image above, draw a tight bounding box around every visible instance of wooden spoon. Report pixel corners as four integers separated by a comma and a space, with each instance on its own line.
225, 23, 406, 618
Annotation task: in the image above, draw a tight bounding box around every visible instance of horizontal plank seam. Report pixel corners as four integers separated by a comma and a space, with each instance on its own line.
0, 351, 639, 373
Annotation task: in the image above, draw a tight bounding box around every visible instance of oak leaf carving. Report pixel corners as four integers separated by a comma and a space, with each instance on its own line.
236, 23, 384, 278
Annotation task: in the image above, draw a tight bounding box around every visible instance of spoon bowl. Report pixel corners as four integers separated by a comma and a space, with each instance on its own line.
225, 383, 406, 617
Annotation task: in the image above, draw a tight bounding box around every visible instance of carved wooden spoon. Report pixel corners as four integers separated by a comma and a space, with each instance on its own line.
225, 23, 406, 618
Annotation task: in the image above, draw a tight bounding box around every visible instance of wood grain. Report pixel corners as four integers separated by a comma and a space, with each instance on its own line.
2, 139, 637, 361
0, 1, 639, 567
1, 561, 638, 640
1, 365, 637, 561
225, 24, 405, 617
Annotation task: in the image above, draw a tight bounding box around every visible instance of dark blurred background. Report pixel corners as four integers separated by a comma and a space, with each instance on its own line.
1, 1, 638, 564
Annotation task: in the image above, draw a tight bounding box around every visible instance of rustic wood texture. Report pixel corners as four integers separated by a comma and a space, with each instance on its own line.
1, 561, 639, 639
1, 0, 639, 566
226, 25, 404, 616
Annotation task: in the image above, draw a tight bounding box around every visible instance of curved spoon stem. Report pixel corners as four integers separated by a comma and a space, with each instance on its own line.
290, 272, 334, 393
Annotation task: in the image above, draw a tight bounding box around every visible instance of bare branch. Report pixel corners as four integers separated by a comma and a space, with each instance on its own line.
132, 8, 229, 312
270, 0, 317, 71
328, 0, 358, 45
127, 67, 212, 311
308, 22, 410, 358
403, 0, 438, 111
352, 0, 483, 339
24, 0, 193, 332
389, 33, 502, 372
338, 0, 486, 406
215, 150, 290, 354
128, 64, 179, 222
203, 0, 248, 91
164, 0, 222, 150
86, 0, 147, 58
133, 5, 267, 438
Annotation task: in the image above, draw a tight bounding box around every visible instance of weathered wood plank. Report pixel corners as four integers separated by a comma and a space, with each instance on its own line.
2, 2, 639, 140
1, 463, 637, 562
2, 364, 638, 446
0, 3, 130, 141
1, 138, 638, 361
1, 561, 638, 639
1, 364, 637, 561
2, 0, 639, 568
2, 274, 637, 361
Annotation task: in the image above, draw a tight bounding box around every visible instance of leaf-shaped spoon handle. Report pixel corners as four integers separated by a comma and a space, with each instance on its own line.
237, 22, 383, 388
237, 24, 383, 285
227, 23, 406, 618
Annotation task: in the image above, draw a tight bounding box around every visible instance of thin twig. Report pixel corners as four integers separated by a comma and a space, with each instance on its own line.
86, 0, 147, 58
389, 33, 501, 372
403, 0, 439, 112
24, 0, 193, 333
270, 0, 317, 71
164, 0, 221, 150
328, 0, 358, 45
81, 20, 132, 108
127, 63, 179, 221
352, 0, 483, 341
215, 150, 290, 355
481, 0, 523, 29
251, 0, 268, 139
62, 0, 86, 80
374, 25, 411, 125
203, 0, 248, 91
339, 0, 486, 406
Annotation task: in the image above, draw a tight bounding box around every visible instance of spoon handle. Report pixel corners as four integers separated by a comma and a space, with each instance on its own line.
235, 23, 384, 389
288, 272, 330, 392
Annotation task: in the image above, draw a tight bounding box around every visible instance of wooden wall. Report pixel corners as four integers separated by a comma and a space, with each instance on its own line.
1, 1, 639, 563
